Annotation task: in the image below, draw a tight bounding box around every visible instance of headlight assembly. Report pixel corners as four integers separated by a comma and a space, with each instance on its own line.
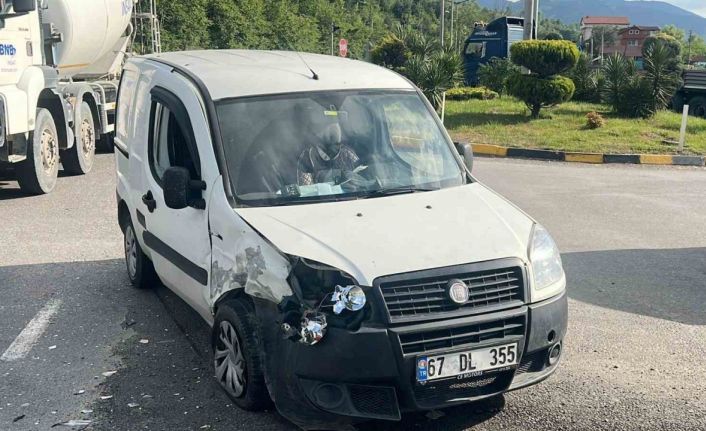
529, 224, 566, 302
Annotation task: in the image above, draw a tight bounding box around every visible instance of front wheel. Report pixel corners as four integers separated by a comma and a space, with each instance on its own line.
15, 108, 59, 194
213, 299, 271, 411
62, 101, 96, 175
688, 96, 706, 119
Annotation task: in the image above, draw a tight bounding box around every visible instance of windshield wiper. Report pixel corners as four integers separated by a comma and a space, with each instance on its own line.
363, 186, 439, 198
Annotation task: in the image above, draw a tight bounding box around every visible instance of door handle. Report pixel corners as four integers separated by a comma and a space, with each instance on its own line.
142, 191, 157, 213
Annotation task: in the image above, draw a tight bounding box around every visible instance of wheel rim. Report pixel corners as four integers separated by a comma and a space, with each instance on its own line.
80, 118, 95, 158
124, 225, 137, 279
39, 128, 58, 174
214, 320, 246, 398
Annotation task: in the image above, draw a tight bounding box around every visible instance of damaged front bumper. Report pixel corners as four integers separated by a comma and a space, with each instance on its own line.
255, 290, 568, 428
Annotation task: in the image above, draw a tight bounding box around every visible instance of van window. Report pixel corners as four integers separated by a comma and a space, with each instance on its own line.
216, 90, 465, 206
116, 69, 139, 142
148, 100, 199, 184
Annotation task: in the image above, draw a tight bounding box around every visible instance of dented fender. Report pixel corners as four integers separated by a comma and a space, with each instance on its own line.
207, 178, 293, 310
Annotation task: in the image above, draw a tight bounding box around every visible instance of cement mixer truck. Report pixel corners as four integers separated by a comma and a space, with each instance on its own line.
0, 0, 134, 194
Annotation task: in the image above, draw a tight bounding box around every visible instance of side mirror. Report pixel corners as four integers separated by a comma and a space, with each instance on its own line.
163, 166, 206, 210
13, 0, 36, 13
454, 141, 474, 173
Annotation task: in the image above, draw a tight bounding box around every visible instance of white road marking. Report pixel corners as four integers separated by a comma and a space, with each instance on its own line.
1, 299, 62, 362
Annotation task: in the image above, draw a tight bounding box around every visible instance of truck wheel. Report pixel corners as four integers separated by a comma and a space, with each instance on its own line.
124, 219, 157, 289
688, 97, 706, 118
96, 133, 114, 153
213, 299, 271, 411
15, 108, 59, 194
61, 101, 96, 174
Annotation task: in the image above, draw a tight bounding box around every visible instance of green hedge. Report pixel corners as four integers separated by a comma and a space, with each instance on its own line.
510, 40, 580, 77
446, 86, 499, 101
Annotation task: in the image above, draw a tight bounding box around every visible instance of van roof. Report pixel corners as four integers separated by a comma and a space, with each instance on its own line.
143, 50, 415, 100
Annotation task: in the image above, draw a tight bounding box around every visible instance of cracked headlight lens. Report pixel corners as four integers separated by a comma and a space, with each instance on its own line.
529, 224, 565, 302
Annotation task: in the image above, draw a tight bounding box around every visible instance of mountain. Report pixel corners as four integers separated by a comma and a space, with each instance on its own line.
477, 0, 706, 37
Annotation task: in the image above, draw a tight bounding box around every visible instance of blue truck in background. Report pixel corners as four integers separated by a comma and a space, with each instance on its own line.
464, 17, 524, 85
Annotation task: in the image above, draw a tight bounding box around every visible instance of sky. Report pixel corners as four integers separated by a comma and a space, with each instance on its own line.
634, 0, 706, 17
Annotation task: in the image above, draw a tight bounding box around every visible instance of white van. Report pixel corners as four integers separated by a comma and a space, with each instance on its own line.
115, 50, 567, 429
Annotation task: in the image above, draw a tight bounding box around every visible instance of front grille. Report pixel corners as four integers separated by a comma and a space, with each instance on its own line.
516, 349, 547, 375
348, 384, 400, 420
379, 266, 524, 323
413, 372, 513, 407
398, 316, 525, 355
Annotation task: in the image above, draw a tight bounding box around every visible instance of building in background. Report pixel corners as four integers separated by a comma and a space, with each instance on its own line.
579, 16, 630, 59
609, 25, 660, 67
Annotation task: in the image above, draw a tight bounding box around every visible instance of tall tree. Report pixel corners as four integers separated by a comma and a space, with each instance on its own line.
156, 0, 210, 51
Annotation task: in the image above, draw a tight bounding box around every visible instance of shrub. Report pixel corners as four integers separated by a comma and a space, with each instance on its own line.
404, 50, 464, 110
617, 77, 654, 118
371, 34, 408, 70
600, 41, 682, 119
585, 111, 605, 129
477, 57, 520, 97
508, 40, 579, 118
643, 33, 681, 59
643, 39, 682, 112
507, 74, 575, 118
601, 54, 635, 112
569, 53, 603, 102
510, 40, 580, 77
446, 86, 499, 101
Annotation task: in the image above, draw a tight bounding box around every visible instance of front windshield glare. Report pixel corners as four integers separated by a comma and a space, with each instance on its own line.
217, 91, 465, 206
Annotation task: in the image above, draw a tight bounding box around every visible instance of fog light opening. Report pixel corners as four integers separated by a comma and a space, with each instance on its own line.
547, 342, 562, 366
547, 330, 556, 343
313, 383, 345, 410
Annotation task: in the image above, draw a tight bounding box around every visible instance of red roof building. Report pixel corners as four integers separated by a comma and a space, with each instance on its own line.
606, 25, 661, 59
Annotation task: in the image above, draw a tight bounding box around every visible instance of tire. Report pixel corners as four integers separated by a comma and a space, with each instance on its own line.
96, 133, 114, 153
61, 101, 96, 175
123, 219, 157, 289
688, 96, 706, 118
15, 108, 59, 194
213, 299, 271, 411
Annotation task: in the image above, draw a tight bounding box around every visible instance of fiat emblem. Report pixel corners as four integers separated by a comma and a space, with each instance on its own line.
447, 279, 469, 305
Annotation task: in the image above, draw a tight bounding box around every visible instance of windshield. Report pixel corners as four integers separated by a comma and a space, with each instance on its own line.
217, 90, 466, 206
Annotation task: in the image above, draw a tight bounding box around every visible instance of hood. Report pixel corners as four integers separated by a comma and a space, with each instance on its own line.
235, 183, 535, 286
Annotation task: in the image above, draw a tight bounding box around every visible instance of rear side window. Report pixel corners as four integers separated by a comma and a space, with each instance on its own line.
116, 69, 139, 142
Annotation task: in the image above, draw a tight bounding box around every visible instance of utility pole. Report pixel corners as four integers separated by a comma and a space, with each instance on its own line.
687, 30, 693, 66
450, 0, 454, 49
440, 0, 445, 47
523, 0, 539, 40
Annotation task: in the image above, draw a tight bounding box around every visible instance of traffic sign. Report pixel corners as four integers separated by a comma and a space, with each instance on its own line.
339, 39, 348, 57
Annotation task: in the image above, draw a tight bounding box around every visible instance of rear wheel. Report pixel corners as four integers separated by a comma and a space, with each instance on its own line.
15, 108, 59, 194
123, 219, 157, 289
213, 299, 271, 411
61, 101, 96, 174
688, 96, 706, 118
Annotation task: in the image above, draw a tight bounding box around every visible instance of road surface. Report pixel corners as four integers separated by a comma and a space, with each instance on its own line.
1, 156, 704, 430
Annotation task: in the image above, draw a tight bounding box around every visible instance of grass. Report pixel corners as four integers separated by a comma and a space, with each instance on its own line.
445, 97, 706, 155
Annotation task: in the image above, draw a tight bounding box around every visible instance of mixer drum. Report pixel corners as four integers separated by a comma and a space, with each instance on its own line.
42, 0, 133, 78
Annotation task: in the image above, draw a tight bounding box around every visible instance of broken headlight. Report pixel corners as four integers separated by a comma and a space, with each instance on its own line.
331, 285, 366, 314
280, 258, 370, 345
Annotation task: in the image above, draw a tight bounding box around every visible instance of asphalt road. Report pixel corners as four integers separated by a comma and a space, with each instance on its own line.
1, 155, 705, 431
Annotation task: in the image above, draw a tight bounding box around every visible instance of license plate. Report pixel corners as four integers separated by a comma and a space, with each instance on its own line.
416, 343, 519, 382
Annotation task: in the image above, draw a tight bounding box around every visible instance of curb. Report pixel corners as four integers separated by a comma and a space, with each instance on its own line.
471, 144, 705, 167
